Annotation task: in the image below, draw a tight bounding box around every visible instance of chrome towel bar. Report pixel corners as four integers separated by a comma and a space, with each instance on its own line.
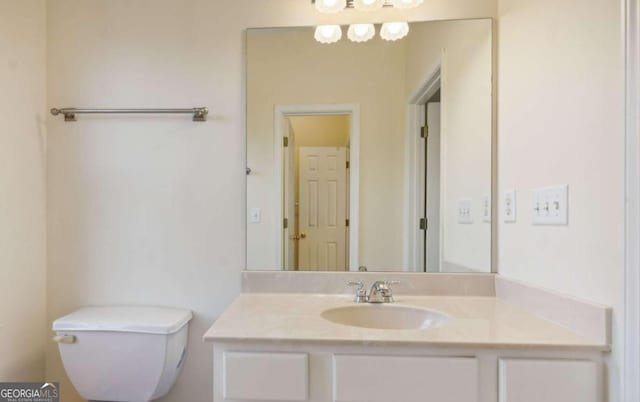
50, 107, 208, 122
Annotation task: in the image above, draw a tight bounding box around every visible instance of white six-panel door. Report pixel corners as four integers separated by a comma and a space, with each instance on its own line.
298, 147, 348, 271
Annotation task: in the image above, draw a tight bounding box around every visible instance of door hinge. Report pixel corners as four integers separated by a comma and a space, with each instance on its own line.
283, 136, 289, 147
419, 218, 428, 231
421, 125, 428, 138
283, 218, 288, 229
346, 161, 350, 169
346, 218, 350, 227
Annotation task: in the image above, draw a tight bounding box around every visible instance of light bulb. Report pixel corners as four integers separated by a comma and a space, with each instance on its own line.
380, 22, 409, 41
347, 24, 375, 42
315, 0, 347, 13
389, 0, 424, 9
314, 25, 343, 44
353, 0, 385, 11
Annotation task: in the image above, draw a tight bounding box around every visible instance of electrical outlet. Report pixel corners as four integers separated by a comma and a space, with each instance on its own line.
458, 199, 473, 224
532, 185, 568, 225
502, 190, 517, 222
482, 194, 491, 223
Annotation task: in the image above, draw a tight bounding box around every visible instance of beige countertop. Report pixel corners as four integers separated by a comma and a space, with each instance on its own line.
203, 293, 609, 351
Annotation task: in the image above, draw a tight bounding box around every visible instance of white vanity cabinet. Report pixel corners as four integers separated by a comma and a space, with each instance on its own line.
333, 355, 478, 402
212, 342, 603, 402
498, 359, 599, 402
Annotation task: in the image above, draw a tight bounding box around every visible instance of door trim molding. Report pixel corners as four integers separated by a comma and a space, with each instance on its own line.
625, 0, 640, 400
274, 104, 360, 271
404, 60, 442, 272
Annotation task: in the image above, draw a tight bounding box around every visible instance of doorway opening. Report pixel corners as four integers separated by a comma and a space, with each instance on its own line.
274, 104, 360, 271
405, 64, 442, 272
423, 91, 442, 272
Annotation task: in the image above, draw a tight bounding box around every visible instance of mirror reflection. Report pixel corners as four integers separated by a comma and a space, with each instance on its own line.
246, 19, 493, 272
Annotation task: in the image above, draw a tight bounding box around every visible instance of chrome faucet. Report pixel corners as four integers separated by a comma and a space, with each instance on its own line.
368, 280, 399, 303
347, 280, 399, 303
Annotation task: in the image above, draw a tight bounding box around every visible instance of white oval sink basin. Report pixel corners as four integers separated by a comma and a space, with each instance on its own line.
321, 304, 448, 330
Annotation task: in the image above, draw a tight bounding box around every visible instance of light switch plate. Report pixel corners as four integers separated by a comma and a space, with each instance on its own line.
458, 199, 473, 224
502, 190, 517, 222
249, 208, 261, 223
532, 185, 569, 225
482, 194, 491, 223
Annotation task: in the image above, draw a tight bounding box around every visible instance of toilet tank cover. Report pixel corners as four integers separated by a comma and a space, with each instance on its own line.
52, 306, 193, 335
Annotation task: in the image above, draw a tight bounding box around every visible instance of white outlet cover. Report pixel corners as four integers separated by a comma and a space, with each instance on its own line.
482, 194, 491, 223
532, 185, 568, 225
458, 199, 473, 224
502, 190, 517, 223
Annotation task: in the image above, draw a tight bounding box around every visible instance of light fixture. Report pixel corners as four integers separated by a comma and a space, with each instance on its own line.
380, 21, 409, 41
353, 0, 385, 11
312, 0, 421, 44
315, 0, 347, 13
347, 23, 375, 42
389, 0, 424, 9
314, 25, 343, 44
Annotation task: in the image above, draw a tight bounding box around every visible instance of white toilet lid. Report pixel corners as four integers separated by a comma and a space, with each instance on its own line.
52, 306, 193, 334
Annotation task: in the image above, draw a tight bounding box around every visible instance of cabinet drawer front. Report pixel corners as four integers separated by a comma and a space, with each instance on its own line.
224, 352, 308, 401
499, 359, 598, 402
333, 355, 478, 402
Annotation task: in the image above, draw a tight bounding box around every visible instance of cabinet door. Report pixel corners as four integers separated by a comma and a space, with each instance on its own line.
223, 352, 308, 401
333, 355, 478, 402
499, 359, 598, 402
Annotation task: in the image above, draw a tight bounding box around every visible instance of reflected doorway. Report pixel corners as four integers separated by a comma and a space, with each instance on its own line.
424, 96, 441, 272
283, 115, 351, 271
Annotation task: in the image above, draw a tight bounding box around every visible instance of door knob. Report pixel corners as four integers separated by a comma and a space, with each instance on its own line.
300, 232, 307, 239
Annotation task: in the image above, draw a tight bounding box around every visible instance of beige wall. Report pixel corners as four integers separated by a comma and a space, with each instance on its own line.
246, 29, 407, 270
497, 0, 625, 400
0, 0, 47, 382
289, 115, 351, 148
406, 19, 492, 271
45, 1, 496, 401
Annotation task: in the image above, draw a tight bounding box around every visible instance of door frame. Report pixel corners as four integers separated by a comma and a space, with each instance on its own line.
274, 104, 360, 271
624, 0, 640, 399
404, 59, 442, 272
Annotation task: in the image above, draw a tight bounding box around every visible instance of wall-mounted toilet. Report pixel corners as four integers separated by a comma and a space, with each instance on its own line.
52, 306, 193, 402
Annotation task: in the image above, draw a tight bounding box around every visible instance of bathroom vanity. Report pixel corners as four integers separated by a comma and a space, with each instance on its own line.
204, 275, 610, 402
230, 14, 612, 402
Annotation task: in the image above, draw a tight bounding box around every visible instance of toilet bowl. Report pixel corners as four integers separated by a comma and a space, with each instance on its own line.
53, 306, 193, 402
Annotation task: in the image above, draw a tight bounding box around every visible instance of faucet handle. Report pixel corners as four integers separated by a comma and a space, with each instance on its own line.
381, 280, 400, 290
347, 281, 369, 303
381, 281, 399, 303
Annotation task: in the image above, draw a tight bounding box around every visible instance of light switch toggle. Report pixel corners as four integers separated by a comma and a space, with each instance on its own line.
249, 208, 261, 223
458, 199, 473, 224
532, 185, 568, 225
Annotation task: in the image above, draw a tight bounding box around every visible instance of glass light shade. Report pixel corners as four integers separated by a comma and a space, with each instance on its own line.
353, 0, 385, 11
347, 24, 375, 42
314, 25, 343, 44
380, 22, 409, 41
314, 0, 347, 13
389, 0, 424, 9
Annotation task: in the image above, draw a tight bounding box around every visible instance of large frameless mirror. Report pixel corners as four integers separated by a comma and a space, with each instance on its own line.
246, 19, 493, 273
